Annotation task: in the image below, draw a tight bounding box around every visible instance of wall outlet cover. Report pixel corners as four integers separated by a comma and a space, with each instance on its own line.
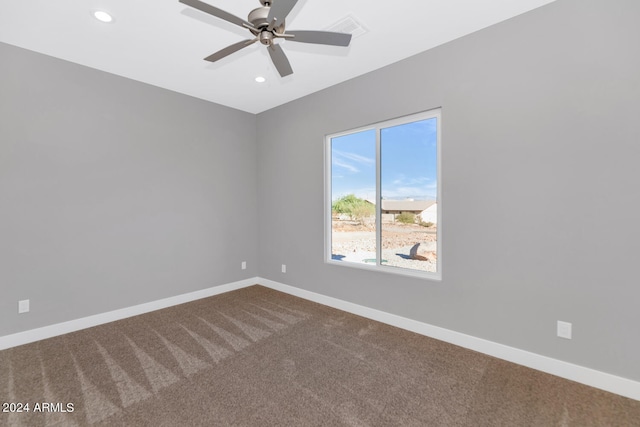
557, 320, 572, 339
18, 299, 30, 314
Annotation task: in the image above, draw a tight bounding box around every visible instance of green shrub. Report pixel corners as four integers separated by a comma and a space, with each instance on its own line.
419, 221, 435, 228
332, 194, 359, 214
351, 204, 374, 223
332, 194, 374, 223
396, 212, 415, 224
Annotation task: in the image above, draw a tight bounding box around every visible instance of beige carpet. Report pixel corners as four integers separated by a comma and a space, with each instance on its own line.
1, 285, 639, 426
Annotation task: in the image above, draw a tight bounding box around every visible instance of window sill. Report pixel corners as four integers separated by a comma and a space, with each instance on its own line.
326, 258, 442, 281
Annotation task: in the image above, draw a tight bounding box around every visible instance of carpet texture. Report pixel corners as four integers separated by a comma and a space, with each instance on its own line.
1, 285, 639, 426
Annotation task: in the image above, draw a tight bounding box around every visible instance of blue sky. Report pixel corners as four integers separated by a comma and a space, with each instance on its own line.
331, 118, 438, 201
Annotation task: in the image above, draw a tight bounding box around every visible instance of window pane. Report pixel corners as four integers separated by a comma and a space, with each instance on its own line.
330, 129, 377, 265
380, 118, 438, 273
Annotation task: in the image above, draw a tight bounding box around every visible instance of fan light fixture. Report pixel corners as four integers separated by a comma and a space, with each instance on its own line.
94, 10, 113, 23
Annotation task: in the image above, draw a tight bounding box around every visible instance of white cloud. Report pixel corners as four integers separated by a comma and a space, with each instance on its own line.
331, 150, 375, 174
335, 150, 375, 165
332, 149, 375, 174
382, 183, 437, 199
332, 158, 359, 173
391, 175, 433, 186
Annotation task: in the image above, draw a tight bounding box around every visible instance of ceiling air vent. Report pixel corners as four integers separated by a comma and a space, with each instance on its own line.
325, 15, 368, 39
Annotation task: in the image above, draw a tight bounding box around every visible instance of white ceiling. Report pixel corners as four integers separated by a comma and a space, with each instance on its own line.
0, 0, 556, 114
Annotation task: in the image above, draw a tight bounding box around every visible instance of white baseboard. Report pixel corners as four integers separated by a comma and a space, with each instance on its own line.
0, 277, 259, 351
257, 278, 640, 402
2, 276, 638, 401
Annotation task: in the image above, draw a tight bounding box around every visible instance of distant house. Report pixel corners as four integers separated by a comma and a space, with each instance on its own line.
419, 202, 438, 224
377, 199, 438, 224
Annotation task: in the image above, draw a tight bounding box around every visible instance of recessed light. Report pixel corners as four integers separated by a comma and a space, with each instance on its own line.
255, 76, 266, 83
93, 10, 114, 23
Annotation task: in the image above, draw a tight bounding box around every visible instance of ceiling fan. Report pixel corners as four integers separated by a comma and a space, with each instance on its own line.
179, 0, 352, 77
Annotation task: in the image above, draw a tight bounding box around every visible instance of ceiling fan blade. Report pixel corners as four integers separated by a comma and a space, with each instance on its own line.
287, 30, 352, 47
268, 44, 293, 77
180, 0, 253, 29
204, 39, 257, 62
267, 0, 299, 24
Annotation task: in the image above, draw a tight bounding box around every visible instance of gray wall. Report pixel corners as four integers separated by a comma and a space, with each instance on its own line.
0, 42, 258, 336
257, 0, 640, 382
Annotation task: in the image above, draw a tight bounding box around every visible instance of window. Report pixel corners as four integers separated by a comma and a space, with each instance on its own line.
325, 109, 441, 279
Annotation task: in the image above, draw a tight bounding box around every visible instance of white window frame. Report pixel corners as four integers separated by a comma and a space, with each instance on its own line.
324, 108, 442, 280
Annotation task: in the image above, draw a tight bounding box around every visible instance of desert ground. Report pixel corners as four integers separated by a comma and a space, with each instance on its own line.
331, 220, 437, 272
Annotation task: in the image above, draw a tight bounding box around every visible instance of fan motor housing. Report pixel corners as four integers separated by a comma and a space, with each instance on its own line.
248, 6, 285, 33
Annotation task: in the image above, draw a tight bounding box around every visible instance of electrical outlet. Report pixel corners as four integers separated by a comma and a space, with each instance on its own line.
241, 261, 247, 270
18, 299, 30, 314
281, 264, 286, 273
557, 321, 572, 339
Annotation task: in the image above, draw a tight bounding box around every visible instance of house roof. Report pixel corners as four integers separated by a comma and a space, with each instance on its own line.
381, 200, 436, 212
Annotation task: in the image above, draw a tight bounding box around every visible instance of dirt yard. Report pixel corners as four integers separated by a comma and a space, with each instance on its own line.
331, 220, 437, 272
